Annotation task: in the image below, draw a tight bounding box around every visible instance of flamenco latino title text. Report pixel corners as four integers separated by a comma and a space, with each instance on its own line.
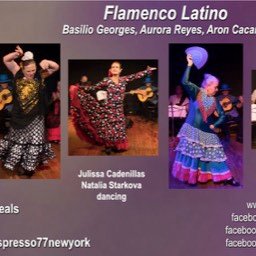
78, 169, 146, 203
225, 202, 256, 248
62, 5, 256, 37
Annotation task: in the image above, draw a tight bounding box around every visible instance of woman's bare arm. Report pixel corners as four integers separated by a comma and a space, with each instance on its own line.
3, 45, 23, 75
39, 59, 59, 78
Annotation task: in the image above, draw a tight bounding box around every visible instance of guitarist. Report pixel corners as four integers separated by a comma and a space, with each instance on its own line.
136, 76, 158, 120
0, 74, 12, 134
217, 84, 243, 142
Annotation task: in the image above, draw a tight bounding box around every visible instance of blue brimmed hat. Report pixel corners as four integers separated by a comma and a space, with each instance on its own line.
0, 74, 10, 83
220, 84, 231, 91
144, 76, 153, 84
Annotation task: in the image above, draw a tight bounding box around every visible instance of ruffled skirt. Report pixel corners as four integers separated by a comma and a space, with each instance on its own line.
172, 123, 232, 184
71, 89, 128, 150
0, 116, 55, 172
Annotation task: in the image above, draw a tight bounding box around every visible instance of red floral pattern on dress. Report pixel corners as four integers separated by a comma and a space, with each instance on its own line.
71, 70, 150, 150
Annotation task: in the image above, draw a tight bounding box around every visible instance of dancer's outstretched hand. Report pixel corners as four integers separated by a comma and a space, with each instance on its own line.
15, 45, 23, 57
147, 66, 157, 71
187, 54, 193, 67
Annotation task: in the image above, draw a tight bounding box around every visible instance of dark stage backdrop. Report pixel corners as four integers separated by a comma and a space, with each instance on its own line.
169, 44, 243, 97
69, 59, 158, 88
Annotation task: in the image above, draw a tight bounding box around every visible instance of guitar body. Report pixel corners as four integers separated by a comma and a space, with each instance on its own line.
0, 89, 13, 110
214, 97, 233, 117
220, 97, 233, 112
126, 87, 155, 102
137, 87, 154, 102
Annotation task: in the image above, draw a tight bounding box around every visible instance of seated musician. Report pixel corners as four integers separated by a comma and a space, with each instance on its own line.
0, 74, 13, 134
135, 76, 158, 120
140, 76, 158, 104
217, 84, 243, 142
251, 89, 256, 122
169, 85, 189, 136
252, 89, 256, 104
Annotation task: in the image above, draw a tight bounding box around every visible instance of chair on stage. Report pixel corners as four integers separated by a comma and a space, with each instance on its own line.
169, 104, 188, 138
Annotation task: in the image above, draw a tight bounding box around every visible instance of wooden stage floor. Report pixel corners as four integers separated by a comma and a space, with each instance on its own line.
169, 137, 243, 189
68, 115, 158, 156
0, 139, 60, 180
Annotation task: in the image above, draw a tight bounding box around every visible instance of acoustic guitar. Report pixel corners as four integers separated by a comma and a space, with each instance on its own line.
219, 97, 233, 111
214, 97, 237, 117
0, 89, 13, 110
126, 87, 154, 102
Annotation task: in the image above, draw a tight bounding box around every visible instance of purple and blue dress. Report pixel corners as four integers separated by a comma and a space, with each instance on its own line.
172, 67, 232, 184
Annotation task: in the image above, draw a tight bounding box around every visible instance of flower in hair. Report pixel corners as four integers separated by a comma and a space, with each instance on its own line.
21, 51, 34, 61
